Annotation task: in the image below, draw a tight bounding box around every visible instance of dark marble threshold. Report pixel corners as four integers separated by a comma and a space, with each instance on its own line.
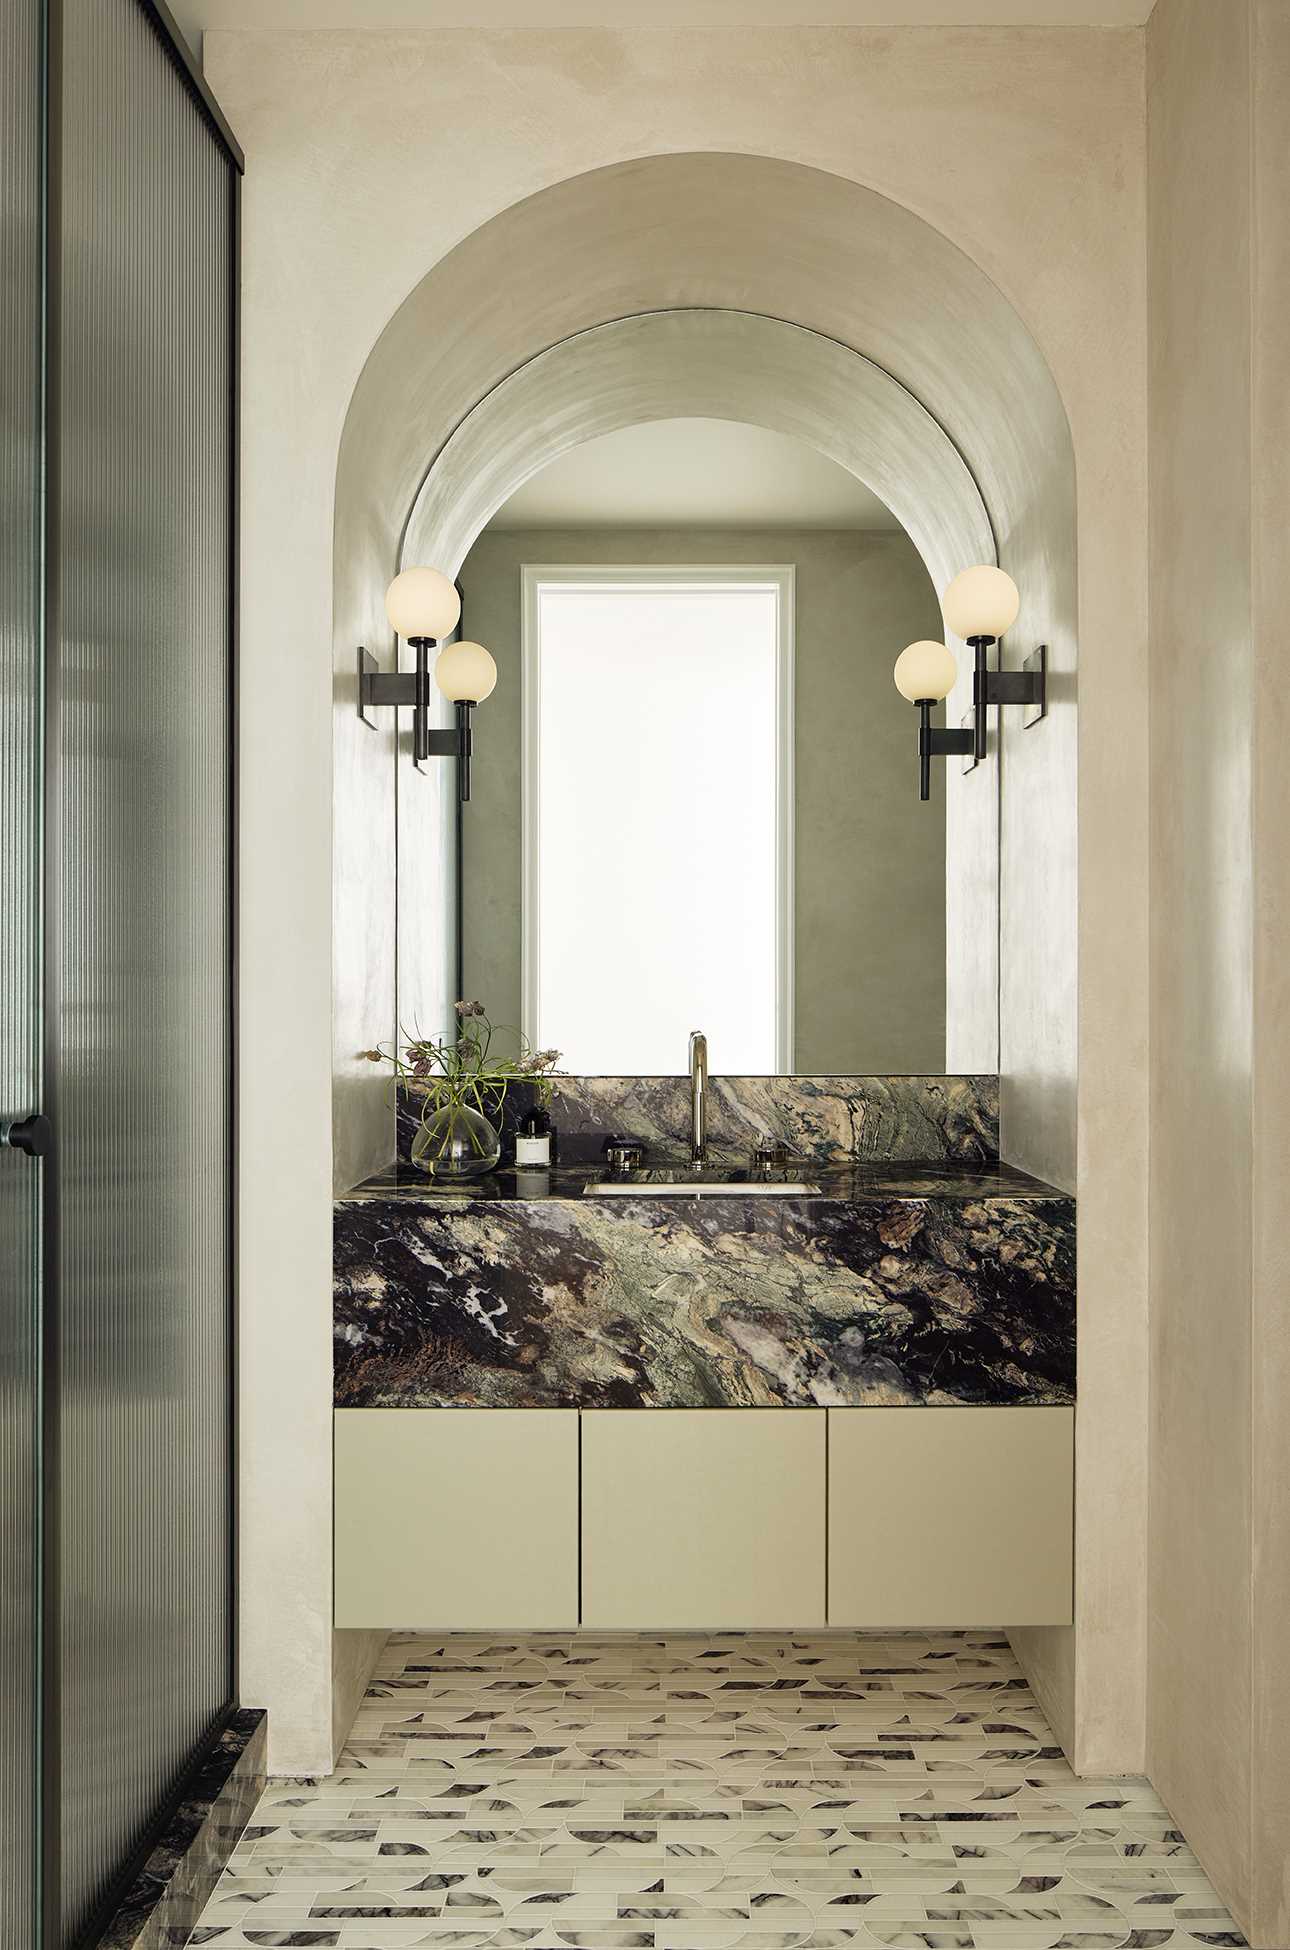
93, 1707, 266, 1950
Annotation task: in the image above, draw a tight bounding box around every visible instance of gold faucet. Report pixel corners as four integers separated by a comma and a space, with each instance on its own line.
688, 1029, 708, 1164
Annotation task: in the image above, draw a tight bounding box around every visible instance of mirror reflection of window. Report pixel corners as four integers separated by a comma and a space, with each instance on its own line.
523, 570, 794, 1074
452, 416, 957, 1078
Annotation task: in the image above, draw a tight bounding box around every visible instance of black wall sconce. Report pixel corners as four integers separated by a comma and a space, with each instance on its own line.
894, 639, 975, 800
357, 566, 498, 801
893, 566, 1047, 800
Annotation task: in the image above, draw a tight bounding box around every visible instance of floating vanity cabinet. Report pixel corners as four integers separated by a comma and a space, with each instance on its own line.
580, 1409, 827, 1628
827, 1406, 1074, 1627
334, 1409, 579, 1629
334, 1405, 1073, 1630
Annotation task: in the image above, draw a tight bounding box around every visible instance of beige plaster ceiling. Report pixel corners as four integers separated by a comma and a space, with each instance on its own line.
180, 0, 1154, 49
486, 417, 902, 532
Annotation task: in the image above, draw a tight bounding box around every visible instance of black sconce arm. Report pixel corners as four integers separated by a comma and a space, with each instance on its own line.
357, 644, 476, 801
917, 700, 975, 802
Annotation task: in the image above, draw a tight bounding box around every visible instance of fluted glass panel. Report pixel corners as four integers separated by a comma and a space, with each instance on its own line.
56, 0, 234, 1936
0, 0, 45, 1941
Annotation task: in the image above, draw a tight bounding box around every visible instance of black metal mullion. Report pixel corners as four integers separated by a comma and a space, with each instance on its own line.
226, 136, 241, 1725
39, 0, 64, 1937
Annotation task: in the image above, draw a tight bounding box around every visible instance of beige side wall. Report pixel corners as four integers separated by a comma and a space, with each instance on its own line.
207, 24, 1147, 1774
1002, 446, 1084, 1754
459, 526, 947, 1074
331, 1626, 386, 1758
1147, 0, 1252, 1915
234, 242, 339, 1771
1249, 10, 1290, 1937
1146, 2, 1290, 1941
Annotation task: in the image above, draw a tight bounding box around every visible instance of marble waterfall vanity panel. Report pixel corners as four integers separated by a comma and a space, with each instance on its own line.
333, 1174, 1074, 1412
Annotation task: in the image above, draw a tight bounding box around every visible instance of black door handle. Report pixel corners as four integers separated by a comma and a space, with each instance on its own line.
1, 1114, 52, 1157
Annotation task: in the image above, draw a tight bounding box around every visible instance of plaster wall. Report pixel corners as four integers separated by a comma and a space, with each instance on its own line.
458, 525, 947, 1074
234, 216, 338, 1771
206, 24, 1146, 1775
1147, 3, 1252, 1913
1146, 2, 1290, 1941
1249, 13, 1290, 1934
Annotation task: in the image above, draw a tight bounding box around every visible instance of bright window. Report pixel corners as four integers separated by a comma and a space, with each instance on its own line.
523, 567, 793, 1074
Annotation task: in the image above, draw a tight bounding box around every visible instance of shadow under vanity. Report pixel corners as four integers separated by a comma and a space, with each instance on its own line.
333, 1076, 1075, 1634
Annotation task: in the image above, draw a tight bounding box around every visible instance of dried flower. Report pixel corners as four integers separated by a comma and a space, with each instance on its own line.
365, 1005, 564, 1125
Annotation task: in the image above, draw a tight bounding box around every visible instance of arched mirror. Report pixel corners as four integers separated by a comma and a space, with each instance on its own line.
455, 415, 954, 1076
395, 307, 1000, 1081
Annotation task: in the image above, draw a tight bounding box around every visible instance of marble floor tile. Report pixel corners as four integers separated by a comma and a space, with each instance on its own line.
191, 1633, 1247, 1950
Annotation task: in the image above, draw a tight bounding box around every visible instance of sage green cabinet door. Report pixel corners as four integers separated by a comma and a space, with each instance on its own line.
581, 1410, 826, 1628
334, 1409, 579, 1628
827, 1406, 1074, 1626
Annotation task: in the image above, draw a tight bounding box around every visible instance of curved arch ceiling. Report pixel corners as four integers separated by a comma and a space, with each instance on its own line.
401, 309, 995, 597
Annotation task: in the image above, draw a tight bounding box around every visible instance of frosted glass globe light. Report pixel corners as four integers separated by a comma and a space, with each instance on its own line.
942, 565, 1020, 641
894, 639, 957, 704
435, 640, 498, 704
384, 566, 461, 640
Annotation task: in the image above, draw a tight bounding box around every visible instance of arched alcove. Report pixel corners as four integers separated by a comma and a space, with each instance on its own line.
333, 154, 1075, 1150
332, 167, 1078, 1691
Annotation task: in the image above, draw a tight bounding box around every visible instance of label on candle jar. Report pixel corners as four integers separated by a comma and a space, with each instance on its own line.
515, 1133, 551, 1166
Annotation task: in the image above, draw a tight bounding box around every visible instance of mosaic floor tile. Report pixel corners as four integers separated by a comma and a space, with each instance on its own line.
192, 1633, 1248, 1950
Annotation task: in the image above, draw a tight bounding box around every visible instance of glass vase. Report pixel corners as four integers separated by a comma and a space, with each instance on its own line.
411, 1099, 501, 1179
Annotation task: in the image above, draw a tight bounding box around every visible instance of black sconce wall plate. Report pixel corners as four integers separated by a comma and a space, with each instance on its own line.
970, 637, 1048, 759
960, 710, 979, 776
358, 645, 409, 726
1021, 645, 1048, 729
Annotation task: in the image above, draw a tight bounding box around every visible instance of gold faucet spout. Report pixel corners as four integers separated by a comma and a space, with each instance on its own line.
688, 1030, 708, 1164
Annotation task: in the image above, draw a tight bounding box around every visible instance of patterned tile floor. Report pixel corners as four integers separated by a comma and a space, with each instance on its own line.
192, 1630, 1247, 1950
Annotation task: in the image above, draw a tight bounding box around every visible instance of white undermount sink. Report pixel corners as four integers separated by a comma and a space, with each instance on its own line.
583, 1165, 822, 1198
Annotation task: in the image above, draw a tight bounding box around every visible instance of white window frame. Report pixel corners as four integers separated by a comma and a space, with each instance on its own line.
521, 563, 796, 1074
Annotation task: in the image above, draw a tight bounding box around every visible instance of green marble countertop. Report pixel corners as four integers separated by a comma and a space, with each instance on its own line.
339, 1157, 1070, 1206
